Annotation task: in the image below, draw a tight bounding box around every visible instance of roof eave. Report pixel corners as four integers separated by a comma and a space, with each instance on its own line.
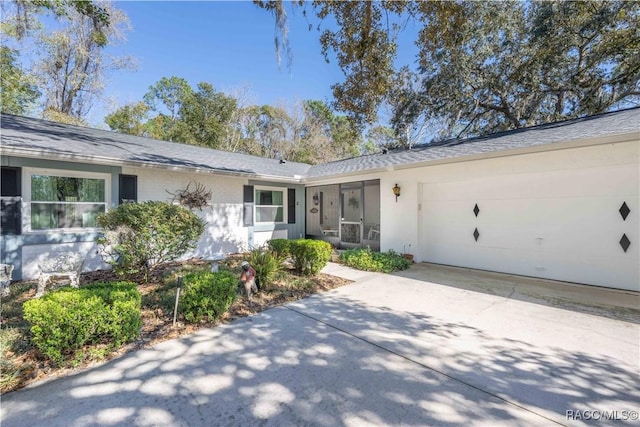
1, 146, 304, 183
302, 131, 639, 183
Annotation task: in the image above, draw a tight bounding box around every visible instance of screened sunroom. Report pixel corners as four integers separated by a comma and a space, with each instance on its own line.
305, 180, 380, 250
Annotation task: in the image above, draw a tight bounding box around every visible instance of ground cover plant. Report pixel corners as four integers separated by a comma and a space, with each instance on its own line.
0, 255, 350, 394
340, 247, 411, 273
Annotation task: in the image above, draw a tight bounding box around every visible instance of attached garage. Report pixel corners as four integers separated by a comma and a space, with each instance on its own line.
304, 108, 639, 292
420, 142, 639, 291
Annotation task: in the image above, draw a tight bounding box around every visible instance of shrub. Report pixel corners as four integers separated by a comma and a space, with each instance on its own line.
340, 248, 411, 273
289, 239, 332, 276
247, 248, 282, 291
96, 201, 205, 280
22, 282, 141, 365
267, 238, 291, 259
180, 270, 237, 323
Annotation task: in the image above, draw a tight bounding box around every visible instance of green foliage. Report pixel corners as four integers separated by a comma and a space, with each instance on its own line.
33, 2, 132, 120
96, 201, 205, 280
267, 238, 291, 259
7, 0, 111, 41
259, 1, 640, 137
109, 76, 360, 163
248, 248, 283, 291
340, 248, 410, 273
257, 0, 399, 127
365, 125, 400, 152
104, 101, 150, 136
0, 46, 40, 115
142, 262, 213, 316
108, 77, 239, 149
180, 270, 237, 323
392, 0, 640, 139
179, 82, 239, 148
289, 239, 332, 276
302, 100, 361, 160
22, 282, 141, 365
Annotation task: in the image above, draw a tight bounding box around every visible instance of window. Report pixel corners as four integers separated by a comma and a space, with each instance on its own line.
28, 171, 108, 230
255, 188, 285, 223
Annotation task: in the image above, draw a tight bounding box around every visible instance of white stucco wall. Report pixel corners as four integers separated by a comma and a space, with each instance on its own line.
123, 167, 250, 259
22, 241, 109, 279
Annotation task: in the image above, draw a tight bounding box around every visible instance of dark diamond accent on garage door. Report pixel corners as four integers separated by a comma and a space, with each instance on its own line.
619, 234, 630, 253
473, 203, 480, 217
619, 202, 630, 221
473, 228, 480, 242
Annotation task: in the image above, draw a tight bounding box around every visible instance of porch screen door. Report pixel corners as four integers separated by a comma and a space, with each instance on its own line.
340, 183, 363, 245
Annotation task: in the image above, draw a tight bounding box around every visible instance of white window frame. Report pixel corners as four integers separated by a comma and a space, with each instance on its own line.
23, 167, 111, 233
254, 185, 287, 224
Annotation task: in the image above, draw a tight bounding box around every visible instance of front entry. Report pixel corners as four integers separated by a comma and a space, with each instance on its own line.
305, 180, 380, 250
340, 182, 363, 247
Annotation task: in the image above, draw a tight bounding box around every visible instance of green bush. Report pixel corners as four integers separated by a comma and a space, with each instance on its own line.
23, 282, 141, 364
340, 248, 411, 273
96, 201, 205, 280
180, 270, 237, 323
248, 248, 282, 291
289, 239, 332, 276
267, 239, 291, 259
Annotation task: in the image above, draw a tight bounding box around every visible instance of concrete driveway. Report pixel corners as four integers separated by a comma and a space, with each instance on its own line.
2, 263, 639, 427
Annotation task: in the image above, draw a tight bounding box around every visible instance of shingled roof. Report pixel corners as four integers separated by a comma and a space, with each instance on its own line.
2, 108, 638, 182
305, 107, 640, 179
0, 114, 311, 180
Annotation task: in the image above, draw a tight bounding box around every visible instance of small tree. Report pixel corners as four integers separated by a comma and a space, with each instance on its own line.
97, 201, 205, 280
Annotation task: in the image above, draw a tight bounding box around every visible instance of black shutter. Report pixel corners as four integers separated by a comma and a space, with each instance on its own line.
1, 167, 22, 235
243, 185, 254, 226
119, 174, 137, 204
319, 192, 324, 225
1, 167, 21, 196
287, 188, 296, 224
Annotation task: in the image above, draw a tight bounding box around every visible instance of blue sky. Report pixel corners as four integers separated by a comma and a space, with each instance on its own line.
93, 1, 419, 127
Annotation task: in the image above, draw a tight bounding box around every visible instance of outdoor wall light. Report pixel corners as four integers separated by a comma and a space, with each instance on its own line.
392, 183, 401, 202
312, 193, 319, 205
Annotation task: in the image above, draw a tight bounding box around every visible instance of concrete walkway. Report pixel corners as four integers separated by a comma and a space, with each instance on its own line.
2, 263, 639, 427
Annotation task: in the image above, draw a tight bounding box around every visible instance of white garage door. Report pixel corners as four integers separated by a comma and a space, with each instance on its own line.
421, 164, 638, 291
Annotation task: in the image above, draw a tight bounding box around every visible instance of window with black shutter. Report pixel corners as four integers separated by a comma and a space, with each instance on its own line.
1, 167, 22, 235
119, 174, 137, 204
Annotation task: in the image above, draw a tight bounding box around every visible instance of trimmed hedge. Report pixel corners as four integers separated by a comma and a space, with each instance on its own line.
340, 248, 411, 273
180, 270, 237, 323
289, 239, 332, 276
23, 282, 141, 364
266, 238, 291, 259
